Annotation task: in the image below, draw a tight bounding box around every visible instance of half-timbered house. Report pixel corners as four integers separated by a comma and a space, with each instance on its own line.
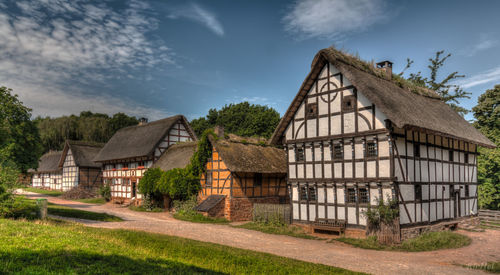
270, 47, 495, 238
31, 151, 63, 190
58, 140, 103, 192
197, 127, 288, 221
94, 115, 197, 203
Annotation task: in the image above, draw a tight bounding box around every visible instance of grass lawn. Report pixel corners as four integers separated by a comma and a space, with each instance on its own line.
173, 210, 230, 224
235, 222, 318, 240
465, 262, 500, 273
19, 197, 122, 222
22, 187, 63, 197
334, 231, 471, 252
75, 197, 107, 204
129, 205, 164, 213
0, 219, 362, 274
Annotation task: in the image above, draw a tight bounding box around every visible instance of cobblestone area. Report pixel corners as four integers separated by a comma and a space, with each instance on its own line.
18, 190, 500, 275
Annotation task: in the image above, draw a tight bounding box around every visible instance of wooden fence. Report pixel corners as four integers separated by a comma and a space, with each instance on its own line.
479, 210, 500, 229
252, 203, 291, 224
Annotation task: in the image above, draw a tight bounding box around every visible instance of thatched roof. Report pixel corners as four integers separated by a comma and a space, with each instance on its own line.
152, 142, 197, 171
270, 47, 495, 148
210, 135, 287, 174
34, 151, 63, 173
94, 115, 197, 162
59, 140, 103, 168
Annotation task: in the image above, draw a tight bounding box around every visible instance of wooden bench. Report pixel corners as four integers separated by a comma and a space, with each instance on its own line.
312, 218, 346, 234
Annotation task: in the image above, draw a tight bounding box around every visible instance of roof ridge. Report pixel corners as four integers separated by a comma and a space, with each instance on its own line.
320, 47, 441, 99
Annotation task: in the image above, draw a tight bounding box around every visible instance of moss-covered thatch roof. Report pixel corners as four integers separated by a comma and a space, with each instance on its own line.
152, 142, 197, 171
210, 135, 286, 174
34, 151, 63, 173
59, 140, 103, 168
94, 115, 197, 162
270, 47, 495, 148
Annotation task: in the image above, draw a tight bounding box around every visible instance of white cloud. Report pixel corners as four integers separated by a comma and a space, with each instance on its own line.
167, 3, 224, 36
282, 0, 387, 40
0, 0, 174, 119
460, 34, 498, 57
454, 66, 500, 89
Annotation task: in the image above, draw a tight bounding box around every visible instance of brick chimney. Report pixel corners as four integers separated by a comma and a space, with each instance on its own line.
138, 117, 148, 125
376, 60, 393, 80
214, 125, 225, 138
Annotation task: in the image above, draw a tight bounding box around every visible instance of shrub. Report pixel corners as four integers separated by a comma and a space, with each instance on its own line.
363, 199, 399, 228
99, 184, 111, 202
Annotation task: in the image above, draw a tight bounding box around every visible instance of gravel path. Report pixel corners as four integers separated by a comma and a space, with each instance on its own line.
19, 190, 500, 275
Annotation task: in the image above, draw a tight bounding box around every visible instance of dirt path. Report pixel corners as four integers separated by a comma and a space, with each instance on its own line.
19, 190, 499, 275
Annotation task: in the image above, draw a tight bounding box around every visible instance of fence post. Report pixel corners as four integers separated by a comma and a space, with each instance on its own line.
36, 198, 48, 219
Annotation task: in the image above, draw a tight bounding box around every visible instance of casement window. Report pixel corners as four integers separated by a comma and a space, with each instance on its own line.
449, 185, 454, 198
308, 186, 317, 201
254, 173, 262, 187
465, 185, 470, 197
448, 150, 454, 162
300, 186, 308, 201
359, 188, 369, 204
413, 143, 420, 158
415, 184, 422, 201
342, 95, 356, 112
306, 102, 318, 119
333, 144, 343, 159
366, 141, 378, 157
347, 188, 357, 203
295, 147, 304, 162
206, 172, 212, 188
464, 153, 469, 163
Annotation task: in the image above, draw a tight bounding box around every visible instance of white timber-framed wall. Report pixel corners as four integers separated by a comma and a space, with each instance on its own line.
282, 62, 479, 230
32, 172, 62, 190
62, 148, 79, 191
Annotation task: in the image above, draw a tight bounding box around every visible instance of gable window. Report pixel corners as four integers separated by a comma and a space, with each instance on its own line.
413, 143, 420, 158
347, 188, 357, 203
308, 186, 317, 201
415, 184, 422, 201
254, 173, 262, 187
295, 147, 304, 162
449, 150, 454, 162
359, 188, 369, 204
366, 141, 378, 157
342, 95, 356, 112
333, 144, 343, 159
306, 102, 318, 119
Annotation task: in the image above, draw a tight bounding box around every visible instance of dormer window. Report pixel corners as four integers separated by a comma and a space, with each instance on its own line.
306, 102, 318, 119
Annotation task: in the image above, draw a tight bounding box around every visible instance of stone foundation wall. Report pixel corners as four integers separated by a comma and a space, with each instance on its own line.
225, 197, 281, 221
400, 217, 476, 240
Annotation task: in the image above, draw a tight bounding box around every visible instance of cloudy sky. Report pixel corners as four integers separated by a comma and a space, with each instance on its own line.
1, 0, 499, 121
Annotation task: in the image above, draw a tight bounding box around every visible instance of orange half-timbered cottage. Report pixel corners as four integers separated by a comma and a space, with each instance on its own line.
94, 115, 197, 204
196, 127, 288, 221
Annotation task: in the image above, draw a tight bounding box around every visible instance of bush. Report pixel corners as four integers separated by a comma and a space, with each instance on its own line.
172, 196, 198, 213
363, 199, 399, 229
0, 196, 37, 219
99, 184, 111, 202
158, 168, 200, 201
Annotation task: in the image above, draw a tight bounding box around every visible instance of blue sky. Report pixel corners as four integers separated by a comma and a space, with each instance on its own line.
1, 0, 499, 121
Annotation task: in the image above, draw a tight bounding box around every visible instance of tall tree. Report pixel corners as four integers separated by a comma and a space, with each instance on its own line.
473, 85, 500, 210
0, 86, 42, 172
34, 111, 139, 153
400, 51, 471, 116
190, 102, 281, 138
